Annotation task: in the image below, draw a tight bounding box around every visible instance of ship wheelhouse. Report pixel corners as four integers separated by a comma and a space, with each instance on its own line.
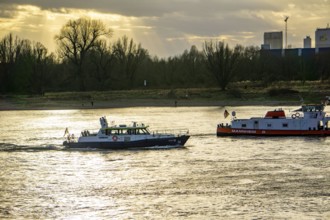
98, 121, 151, 136
264, 108, 286, 119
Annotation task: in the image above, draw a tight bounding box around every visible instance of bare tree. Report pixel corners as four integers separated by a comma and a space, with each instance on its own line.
0, 34, 18, 92
112, 36, 148, 87
203, 41, 242, 90
30, 42, 48, 94
88, 40, 115, 90
0, 34, 31, 92
54, 17, 113, 90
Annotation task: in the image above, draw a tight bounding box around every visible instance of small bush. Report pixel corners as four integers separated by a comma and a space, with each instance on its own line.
268, 88, 299, 97
227, 88, 243, 98
167, 89, 177, 98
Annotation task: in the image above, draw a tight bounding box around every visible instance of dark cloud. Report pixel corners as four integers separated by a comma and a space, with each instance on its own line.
0, 0, 277, 17
0, 4, 18, 19
0, 0, 329, 57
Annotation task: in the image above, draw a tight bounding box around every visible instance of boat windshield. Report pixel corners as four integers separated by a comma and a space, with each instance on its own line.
302, 105, 324, 112
104, 127, 150, 135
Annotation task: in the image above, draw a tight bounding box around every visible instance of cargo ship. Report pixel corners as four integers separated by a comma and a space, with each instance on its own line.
217, 104, 330, 136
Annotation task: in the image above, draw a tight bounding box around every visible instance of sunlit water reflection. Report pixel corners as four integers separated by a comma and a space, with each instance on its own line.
0, 106, 329, 219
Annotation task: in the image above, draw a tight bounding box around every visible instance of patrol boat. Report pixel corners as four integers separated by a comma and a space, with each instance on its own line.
217, 104, 330, 136
63, 116, 190, 149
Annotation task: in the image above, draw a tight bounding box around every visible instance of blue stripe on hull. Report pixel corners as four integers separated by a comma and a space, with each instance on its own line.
64, 136, 190, 149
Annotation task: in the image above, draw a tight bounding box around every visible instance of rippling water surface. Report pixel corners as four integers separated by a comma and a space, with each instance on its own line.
0, 106, 329, 219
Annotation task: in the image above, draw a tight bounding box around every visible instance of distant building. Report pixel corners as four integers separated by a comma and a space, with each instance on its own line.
304, 36, 312, 48
264, 31, 283, 49
315, 27, 330, 48
261, 44, 270, 50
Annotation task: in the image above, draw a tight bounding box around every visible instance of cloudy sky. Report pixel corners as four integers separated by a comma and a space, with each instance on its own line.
0, 0, 329, 57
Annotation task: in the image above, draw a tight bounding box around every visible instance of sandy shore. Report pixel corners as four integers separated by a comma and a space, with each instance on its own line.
0, 97, 301, 111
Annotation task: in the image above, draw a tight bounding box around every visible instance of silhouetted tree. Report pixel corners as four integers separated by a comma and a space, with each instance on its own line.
203, 41, 242, 90
259, 49, 282, 85
30, 42, 49, 94
0, 33, 23, 93
180, 45, 208, 86
112, 36, 148, 88
315, 50, 330, 81
55, 17, 113, 90
85, 40, 116, 90
2, 29, 330, 94
236, 46, 260, 81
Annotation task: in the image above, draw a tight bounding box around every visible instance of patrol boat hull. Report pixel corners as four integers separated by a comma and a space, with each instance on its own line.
63, 135, 190, 149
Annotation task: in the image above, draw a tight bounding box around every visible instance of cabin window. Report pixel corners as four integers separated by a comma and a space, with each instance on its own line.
267, 123, 272, 128
282, 123, 288, 128
242, 124, 247, 128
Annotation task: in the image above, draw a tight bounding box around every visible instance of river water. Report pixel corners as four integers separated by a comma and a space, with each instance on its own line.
0, 106, 329, 219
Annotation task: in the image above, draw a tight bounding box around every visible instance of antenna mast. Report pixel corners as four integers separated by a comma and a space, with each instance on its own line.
284, 16, 289, 49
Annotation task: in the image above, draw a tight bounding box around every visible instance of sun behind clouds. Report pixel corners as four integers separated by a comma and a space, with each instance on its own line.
0, 0, 329, 57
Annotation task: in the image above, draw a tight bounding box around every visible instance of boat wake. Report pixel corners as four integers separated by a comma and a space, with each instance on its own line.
62, 145, 187, 152
132, 145, 187, 150
0, 142, 187, 152
190, 133, 214, 137
0, 143, 64, 152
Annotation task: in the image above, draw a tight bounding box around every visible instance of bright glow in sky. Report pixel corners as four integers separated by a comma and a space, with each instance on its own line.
0, 0, 329, 57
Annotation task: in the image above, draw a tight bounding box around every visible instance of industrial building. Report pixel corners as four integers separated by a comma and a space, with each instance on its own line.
261, 26, 330, 57
304, 36, 312, 48
263, 31, 283, 49
315, 27, 330, 48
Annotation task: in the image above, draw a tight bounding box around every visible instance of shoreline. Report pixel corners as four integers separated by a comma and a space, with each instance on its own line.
1, 81, 328, 111
0, 98, 302, 111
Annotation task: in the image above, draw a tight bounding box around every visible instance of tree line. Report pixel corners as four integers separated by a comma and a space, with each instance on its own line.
0, 17, 329, 94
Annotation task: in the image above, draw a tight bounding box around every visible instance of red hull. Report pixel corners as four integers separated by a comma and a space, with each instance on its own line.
217, 127, 330, 136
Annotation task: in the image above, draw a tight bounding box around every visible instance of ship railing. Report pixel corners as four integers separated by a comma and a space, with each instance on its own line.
80, 130, 98, 137
63, 128, 77, 143
65, 133, 77, 143
217, 123, 231, 128
152, 129, 189, 136
65, 130, 97, 143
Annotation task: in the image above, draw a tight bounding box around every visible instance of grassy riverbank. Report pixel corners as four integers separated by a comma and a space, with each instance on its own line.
1, 81, 330, 110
